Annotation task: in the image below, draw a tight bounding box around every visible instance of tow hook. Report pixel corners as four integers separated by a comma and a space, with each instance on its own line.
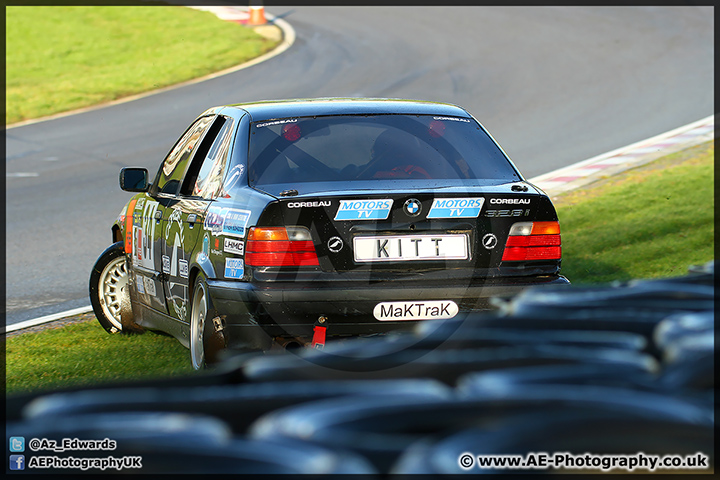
311, 316, 328, 349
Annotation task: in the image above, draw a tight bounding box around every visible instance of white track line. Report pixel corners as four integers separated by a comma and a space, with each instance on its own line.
529, 114, 715, 195
3, 306, 94, 334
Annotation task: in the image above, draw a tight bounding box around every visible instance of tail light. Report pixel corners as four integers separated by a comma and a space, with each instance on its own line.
501, 221, 561, 262
245, 226, 319, 267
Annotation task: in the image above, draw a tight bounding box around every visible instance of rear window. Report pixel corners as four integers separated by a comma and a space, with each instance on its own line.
248, 114, 520, 186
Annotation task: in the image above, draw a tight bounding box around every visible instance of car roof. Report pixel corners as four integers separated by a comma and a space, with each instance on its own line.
222, 97, 472, 122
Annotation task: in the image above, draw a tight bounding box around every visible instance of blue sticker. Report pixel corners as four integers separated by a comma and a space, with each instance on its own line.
335, 199, 393, 221
224, 258, 244, 279
202, 233, 210, 257
427, 198, 485, 218
223, 209, 251, 238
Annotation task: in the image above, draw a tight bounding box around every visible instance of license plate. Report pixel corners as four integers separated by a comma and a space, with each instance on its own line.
353, 234, 468, 262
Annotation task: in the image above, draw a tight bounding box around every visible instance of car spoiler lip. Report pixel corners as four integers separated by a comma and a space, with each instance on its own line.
250, 181, 541, 199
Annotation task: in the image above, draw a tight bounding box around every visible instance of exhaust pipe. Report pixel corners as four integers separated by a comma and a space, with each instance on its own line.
275, 337, 307, 350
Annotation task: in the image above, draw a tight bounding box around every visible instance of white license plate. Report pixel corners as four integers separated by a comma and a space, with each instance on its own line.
353, 234, 468, 262
374, 301, 459, 320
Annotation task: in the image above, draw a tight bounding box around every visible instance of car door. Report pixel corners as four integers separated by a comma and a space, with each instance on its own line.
135, 115, 216, 315
160, 115, 235, 323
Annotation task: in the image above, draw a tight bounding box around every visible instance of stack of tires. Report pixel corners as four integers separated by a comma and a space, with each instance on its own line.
7, 262, 714, 474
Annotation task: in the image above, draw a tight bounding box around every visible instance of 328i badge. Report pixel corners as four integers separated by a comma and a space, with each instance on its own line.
88, 98, 569, 369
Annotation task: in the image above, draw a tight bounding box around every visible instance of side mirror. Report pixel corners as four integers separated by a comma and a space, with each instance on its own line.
119, 167, 149, 192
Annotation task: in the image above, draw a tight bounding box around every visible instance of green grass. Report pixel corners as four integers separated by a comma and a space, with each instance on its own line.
5, 143, 714, 395
555, 141, 714, 283
5, 314, 195, 395
6, 6, 278, 124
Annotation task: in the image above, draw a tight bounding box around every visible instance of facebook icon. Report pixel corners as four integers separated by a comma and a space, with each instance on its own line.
9, 455, 25, 470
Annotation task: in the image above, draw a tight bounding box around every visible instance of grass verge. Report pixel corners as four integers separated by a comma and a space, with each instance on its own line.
555, 141, 714, 284
5, 142, 714, 394
5, 313, 195, 395
6, 6, 279, 124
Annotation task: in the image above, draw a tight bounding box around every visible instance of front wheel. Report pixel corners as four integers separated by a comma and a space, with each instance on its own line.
89, 242, 133, 334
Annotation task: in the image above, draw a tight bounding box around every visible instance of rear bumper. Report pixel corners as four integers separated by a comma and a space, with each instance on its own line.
206, 275, 570, 347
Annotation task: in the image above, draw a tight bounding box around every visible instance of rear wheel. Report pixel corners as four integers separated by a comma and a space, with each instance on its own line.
190, 272, 228, 369
190, 273, 211, 370
89, 242, 132, 334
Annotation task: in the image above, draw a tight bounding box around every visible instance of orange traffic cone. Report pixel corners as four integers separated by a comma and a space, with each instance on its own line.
248, 6, 266, 25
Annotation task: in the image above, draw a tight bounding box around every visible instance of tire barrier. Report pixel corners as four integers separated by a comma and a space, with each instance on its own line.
7, 261, 714, 474
248, 385, 712, 472
392, 411, 713, 474
23, 379, 451, 434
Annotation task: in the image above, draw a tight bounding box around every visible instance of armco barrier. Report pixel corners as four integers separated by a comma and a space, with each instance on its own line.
7, 261, 714, 474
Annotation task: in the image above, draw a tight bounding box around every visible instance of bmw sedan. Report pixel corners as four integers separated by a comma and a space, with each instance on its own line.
89, 98, 569, 369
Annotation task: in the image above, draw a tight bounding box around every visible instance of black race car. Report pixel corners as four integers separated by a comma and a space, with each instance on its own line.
89, 98, 569, 369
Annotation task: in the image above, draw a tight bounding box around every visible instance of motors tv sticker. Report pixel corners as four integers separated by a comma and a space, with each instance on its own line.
335, 199, 393, 220
427, 198, 484, 218
225, 258, 244, 279
373, 301, 458, 320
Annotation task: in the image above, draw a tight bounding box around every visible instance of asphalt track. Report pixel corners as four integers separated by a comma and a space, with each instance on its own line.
5, 6, 714, 326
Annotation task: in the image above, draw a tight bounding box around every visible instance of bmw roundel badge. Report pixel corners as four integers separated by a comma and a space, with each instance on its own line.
404, 199, 422, 217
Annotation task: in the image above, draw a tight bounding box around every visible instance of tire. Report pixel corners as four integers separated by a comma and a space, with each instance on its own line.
190, 272, 226, 370
89, 242, 133, 334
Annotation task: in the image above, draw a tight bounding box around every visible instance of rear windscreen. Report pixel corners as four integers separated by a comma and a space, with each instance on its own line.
248, 114, 521, 186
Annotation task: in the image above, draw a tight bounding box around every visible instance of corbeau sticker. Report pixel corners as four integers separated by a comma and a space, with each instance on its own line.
433, 116, 471, 123
136, 275, 145, 294
373, 301, 459, 321
256, 118, 298, 128
288, 201, 331, 209
224, 258, 244, 279
427, 198, 484, 218
335, 199, 393, 220
224, 238, 245, 255
489, 198, 531, 205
